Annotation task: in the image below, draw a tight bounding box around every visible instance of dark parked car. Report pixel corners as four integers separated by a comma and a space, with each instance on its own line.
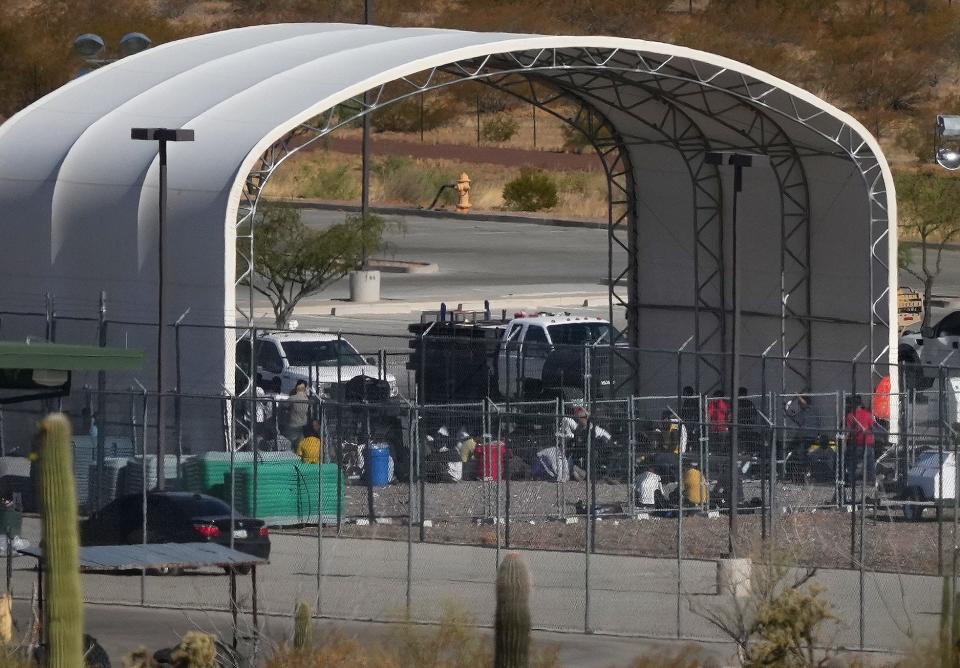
80, 492, 270, 570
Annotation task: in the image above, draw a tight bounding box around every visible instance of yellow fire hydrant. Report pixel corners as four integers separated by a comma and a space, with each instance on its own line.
454, 172, 471, 212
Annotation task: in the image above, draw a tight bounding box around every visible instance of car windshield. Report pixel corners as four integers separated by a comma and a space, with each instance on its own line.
168, 495, 234, 518
280, 340, 366, 367
938, 312, 960, 337
547, 322, 620, 346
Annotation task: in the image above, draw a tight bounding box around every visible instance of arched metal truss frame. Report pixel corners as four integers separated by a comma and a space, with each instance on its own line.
538, 68, 817, 395
231, 45, 887, 445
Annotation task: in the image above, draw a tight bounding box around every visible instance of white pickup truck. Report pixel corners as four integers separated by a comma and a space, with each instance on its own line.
237, 331, 398, 397
408, 312, 626, 402
898, 311, 960, 389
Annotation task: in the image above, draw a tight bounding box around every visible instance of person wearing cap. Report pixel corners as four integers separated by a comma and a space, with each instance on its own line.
560, 406, 611, 481
455, 428, 477, 465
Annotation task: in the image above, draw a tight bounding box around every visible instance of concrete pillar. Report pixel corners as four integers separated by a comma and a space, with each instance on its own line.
717, 557, 752, 598
349, 269, 381, 303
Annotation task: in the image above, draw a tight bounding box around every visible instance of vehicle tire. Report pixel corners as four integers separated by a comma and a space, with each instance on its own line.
903, 487, 925, 521
899, 346, 923, 391
83, 634, 111, 668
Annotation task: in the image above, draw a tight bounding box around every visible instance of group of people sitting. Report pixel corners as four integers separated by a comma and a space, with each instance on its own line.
634, 460, 710, 510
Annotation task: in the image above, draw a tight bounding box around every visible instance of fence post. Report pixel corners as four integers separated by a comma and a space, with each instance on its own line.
859, 413, 868, 651
251, 324, 259, 519
317, 402, 325, 616
407, 403, 416, 616
835, 390, 842, 509
95, 291, 107, 512
336, 333, 344, 534
676, 404, 683, 640
555, 397, 564, 519
759, 339, 776, 544
584, 346, 592, 634
173, 308, 188, 482
937, 356, 955, 577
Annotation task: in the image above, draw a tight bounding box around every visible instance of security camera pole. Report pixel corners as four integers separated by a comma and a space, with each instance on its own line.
705, 150, 766, 558
131, 127, 195, 490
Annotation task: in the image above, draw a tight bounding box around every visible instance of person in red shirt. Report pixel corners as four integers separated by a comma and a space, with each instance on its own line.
844, 395, 875, 488
707, 390, 731, 445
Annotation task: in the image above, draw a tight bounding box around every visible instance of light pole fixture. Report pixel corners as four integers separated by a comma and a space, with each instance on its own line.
131, 127, 195, 490
704, 149, 768, 558
73, 32, 152, 76
936, 115, 960, 170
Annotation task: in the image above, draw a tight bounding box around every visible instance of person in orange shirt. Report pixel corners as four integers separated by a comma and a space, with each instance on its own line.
873, 376, 891, 427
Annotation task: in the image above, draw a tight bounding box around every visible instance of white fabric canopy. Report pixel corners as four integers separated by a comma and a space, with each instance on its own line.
0, 24, 896, 404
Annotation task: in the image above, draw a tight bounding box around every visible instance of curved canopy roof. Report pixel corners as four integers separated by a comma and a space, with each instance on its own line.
0, 23, 896, 396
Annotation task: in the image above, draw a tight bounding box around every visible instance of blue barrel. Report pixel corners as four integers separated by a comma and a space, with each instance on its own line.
367, 446, 392, 487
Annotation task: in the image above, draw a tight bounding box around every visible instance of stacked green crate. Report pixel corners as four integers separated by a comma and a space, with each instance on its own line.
181, 452, 303, 503
225, 462, 344, 524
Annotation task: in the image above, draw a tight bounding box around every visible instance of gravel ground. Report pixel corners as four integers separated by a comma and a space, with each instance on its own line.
287, 478, 953, 575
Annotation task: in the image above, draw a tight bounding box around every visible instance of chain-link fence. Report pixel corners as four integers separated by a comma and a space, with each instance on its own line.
3, 380, 960, 652
4, 304, 960, 651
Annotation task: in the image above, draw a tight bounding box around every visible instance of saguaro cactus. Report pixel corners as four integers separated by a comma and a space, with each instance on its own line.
293, 601, 312, 649
39, 413, 83, 668
495, 553, 531, 668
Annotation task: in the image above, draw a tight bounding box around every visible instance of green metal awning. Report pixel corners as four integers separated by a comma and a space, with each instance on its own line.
0, 342, 143, 371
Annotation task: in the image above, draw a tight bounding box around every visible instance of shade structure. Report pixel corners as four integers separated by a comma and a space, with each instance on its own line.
0, 24, 896, 425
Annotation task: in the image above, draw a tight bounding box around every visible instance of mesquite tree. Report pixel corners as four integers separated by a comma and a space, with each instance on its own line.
896, 170, 960, 328
240, 204, 386, 328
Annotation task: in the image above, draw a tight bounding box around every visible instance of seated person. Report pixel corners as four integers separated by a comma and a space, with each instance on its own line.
669, 461, 709, 507
682, 461, 709, 506
456, 429, 477, 465
532, 445, 569, 482
296, 434, 322, 464
634, 465, 665, 508
425, 427, 462, 482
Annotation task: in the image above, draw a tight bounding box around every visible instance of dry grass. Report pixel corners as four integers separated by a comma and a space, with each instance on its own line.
265, 605, 561, 668
265, 148, 609, 219
337, 103, 575, 153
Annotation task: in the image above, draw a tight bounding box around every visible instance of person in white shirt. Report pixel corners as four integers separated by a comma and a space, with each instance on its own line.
635, 465, 664, 508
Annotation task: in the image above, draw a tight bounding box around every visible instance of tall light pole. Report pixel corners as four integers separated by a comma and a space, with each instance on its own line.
705, 150, 767, 558
361, 0, 374, 252
131, 128, 195, 490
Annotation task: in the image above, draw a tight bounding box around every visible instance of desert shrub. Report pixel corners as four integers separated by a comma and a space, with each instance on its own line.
299, 162, 359, 201
557, 170, 595, 197
694, 551, 838, 668
481, 114, 519, 143
502, 168, 559, 211
375, 156, 454, 206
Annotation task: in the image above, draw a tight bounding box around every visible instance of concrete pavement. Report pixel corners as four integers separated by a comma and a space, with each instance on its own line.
7, 517, 937, 661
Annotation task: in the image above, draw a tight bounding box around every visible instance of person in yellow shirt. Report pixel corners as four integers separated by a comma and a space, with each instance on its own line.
297, 435, 322, 464
682, 461, 709, 506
